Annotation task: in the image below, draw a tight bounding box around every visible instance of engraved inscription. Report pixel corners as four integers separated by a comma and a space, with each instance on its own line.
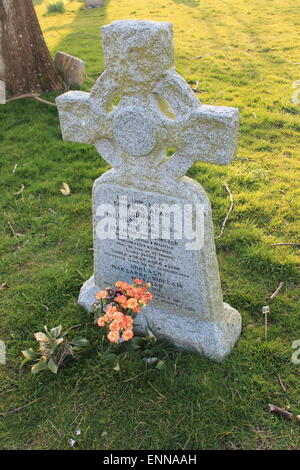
94, 185, 203, 317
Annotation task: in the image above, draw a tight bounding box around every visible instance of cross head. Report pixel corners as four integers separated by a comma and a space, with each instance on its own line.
56, 20, 239, 181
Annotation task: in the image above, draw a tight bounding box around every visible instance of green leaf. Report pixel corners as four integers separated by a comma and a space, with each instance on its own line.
113, 361, 120, 371
71, 336, 90, 348
131, 337, 144, 349
50, 325, 62, 338
146, 328, 156, 340
21, 349, 38, 361
143, 349, 154, 357
47, 358, 58, 374
49, 343, 59, 355
103, 352, 118, 364
31, 358, 48, 374
155, 360, 166, 370
49, 337, 64, 353
20, 358, 30, 368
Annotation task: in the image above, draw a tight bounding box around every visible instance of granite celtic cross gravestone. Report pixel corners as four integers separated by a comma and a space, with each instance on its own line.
56, 20, 242, 360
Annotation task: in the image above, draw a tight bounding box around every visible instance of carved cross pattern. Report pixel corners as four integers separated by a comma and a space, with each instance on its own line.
56, 20, 239, 181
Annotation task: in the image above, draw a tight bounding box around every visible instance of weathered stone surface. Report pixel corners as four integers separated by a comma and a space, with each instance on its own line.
55, 51, 86, 87
85, 0, 104, 7
56, 20, 242, 360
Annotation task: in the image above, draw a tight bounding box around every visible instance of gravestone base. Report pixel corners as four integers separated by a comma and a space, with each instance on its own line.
135, 302, 241, 361
78, 275, 101, 311
78, 275, 241, 361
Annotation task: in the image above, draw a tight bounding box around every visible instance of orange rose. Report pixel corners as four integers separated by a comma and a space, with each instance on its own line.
109, 320, 121, 332
112, 311, 124, 323
115, 281, 125, 288
96, 290, 108, 299
127, 298, 138, 309
130, 288, 142, 299
115, 295, 127, 306
107, 331, 120, 343
133, 279, 144, 285
122, 329, 134, 341
97, 316, 107, 327
132, 306, 141, 314
123, 315, 133, 329
106, 305, 120, 316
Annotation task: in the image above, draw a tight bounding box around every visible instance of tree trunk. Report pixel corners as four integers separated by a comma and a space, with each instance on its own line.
0, 0, 62, 96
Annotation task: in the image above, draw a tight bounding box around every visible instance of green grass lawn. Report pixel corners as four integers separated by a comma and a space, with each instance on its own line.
0, 0, 299, 450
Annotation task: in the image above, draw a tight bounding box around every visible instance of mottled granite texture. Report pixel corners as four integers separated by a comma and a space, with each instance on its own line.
56, 20, 242, 360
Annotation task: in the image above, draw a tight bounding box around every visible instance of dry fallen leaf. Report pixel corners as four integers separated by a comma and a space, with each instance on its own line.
60, 182, 71, 196
14, 184, 24, 195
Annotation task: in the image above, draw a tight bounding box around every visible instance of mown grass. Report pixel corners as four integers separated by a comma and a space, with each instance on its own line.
0, 0, 299, 450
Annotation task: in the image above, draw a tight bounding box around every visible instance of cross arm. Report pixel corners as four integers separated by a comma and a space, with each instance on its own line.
56, 91, 108, 145
163, 104, 239, 180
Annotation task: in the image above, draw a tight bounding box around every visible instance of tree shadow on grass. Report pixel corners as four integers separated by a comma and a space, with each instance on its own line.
44, 1, 110, 85
171, 0, 199, 7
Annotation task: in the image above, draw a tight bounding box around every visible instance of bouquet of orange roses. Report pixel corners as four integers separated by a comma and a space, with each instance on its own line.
95, 279, 153, 344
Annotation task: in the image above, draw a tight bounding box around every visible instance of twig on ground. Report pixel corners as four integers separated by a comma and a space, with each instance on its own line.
6, 93, 57, 107
64, 322, 93, 335
76, 269, 85, 280
0, 398, 42, 416
148, 381, 166, 399
253, 112, 257, 119
46, 419, 62, 437
192, 80, 199, 92
7, 221, 18, 239
122, 373, 146, 383
236, 157, 254, 162
183, 432, 194, 450
262, 306, 270, 341
210, 90, 224, 105
0, 388, 15, 397
14, 184, 24, 196
268, 404, 293, 420
270, 281, 285, 299
85, 74, 96, 83
282, 107, 300, 115
0, 282, 7, 290
270, 243, 300, 247
193, 52, 217, 60
215, 183, 234, 239
73, 238, 81, 254
278, 375, 287, 393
